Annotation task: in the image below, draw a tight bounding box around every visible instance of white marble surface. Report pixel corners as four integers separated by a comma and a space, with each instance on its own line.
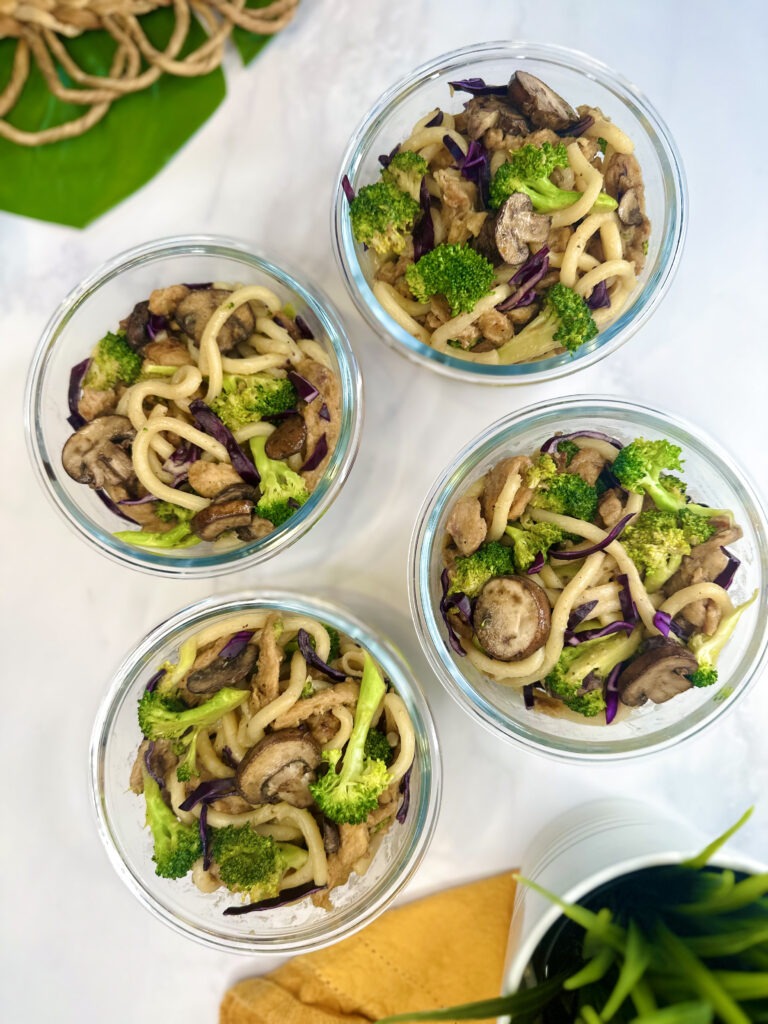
3, 2, 768, 1021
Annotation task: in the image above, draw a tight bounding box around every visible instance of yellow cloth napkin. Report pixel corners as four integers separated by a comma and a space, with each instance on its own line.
220, 872, 517, 1024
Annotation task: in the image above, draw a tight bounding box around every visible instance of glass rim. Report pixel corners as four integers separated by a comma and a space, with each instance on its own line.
332, 40, 687, 385
89, 588, 443, 954
24, 234, 364, 577
409, 394, 768, 761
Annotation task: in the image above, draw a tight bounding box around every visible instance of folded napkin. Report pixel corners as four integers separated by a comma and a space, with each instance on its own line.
220, 872, 518, 1024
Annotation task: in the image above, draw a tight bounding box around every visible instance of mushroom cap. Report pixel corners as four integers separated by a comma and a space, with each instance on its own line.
175, 288, 255, 352
495, 194, 551, 266
507, 71, 577, 131
236, 730, 322, 808
189, 483, 260, 541
617, 638, 698, 707
265, 415, 307, 460
61, 415, 137, 490
186, 642, 257, 694
473, 575, 552, 661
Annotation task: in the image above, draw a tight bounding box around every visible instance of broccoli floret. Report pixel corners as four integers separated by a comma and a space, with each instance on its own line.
209, 374, 298, 429
143, 771, 202, 878
448, 540, 515, 598
154, 501, 196, 525
489, 142, 618, 214
83, 330, 142, 390
364, 728, 394, 766
687, 592, 757, 688
678, 507, 717, 547
505, 519, 568, 573
138, 687, 248, 782
621, 509, 692, 592
545, 631, 641, 717
349, 180, 421, 256
381, 150, 428, 200
496, 283, 598, 362
529, 471, 599, 522
113, 522, 201, 549
405, 243, 494, 316
309, 653, 392, 824
249, 435, 310, 527
525, 453, 559, 490
557, 439, 580, 466
210, 825, 308, 901
597, 137, 608, 154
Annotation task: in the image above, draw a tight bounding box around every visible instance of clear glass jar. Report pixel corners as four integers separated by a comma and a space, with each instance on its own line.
25, 236, 363, 577
333, 41, 686, 384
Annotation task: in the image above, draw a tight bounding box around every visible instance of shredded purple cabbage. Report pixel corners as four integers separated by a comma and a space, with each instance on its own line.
396, 767, 412, 824
439, 568, 468, 657
294, 314, 314, 340
598, 465, 625, 495
221, 746, 239, 770
189, 399, 259, 486
179, 777, 238, 812
713, 549, 741, 590
341, 175, 355, 203
297, 628, 346, 683
448, 77, 507, 96
95, 487, 138, 524
527, 551, 545, 575
222, 882, 325, 915
556, 114, 594, 138
118, 494, 158, 507
617, 574, 638, 624
497, 247, 550, 311
218, 630, 254, 661
301, 434, 328, 472
145, 668, 166, 693
443, 135, 490, 207
146, 313, 168, 340
67, 357, 90, 430
540, 430, 623, 454
287, 370, 319, 404
413, 177, 435, 260
566, 620, 635, 645
143, 741, 166, 789
568, 600, 598, 629
653, 610, 685, 639
200, 804, 211, 870
425, 109, 444, 127
551, 513, 633, 560
319, 403, 330, 422
162, 439, 201, 487
183, 282, 212, 290
604, 663, 622, 725
523, 685, 535, 710
378, 144, 400, 169
587, 280, 610, 310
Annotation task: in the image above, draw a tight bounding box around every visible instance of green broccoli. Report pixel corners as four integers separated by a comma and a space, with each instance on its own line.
556, 439, 580, 466
349, 180, 421, 256
405, 243, 495, 316
381, 150, 428, 200
209, 374, 298, 430
448, 540, 515, 597
525, 454, 559, 490
496, 283, 599, 363
309, 652, 392, 824
613, 439, 733, 521
154, 500, 196, 525
678, 507, 717, 547
83, 330, 142, 390
529, 471, 599, 522
621, 509, 692, 592
364, 728, 394, 766
143, 770, 202, 878
687, 592, 757, 688
489, 142, 618, 214
113, 521, 201, 549
249, 435, 310, 527
210, 825, 308, 901
138, 686, 249, 782
545, 631, 642, 717
505, 519, 568, 573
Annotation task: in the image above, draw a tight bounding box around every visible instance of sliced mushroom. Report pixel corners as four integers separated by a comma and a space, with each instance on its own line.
495, 194, 551, 266
321, 817, 341, 856
186, 642, 257, 694
175, 288, 256, 352
62, 415, 137, 489
265, 416, 307, 460
617, 638, 698, 707
190, 483, 259, 541
617, 188, 644, 226
507, 71, 576, 131
236, 730, 322, 808
473, 575, 551, 661
463, 95, 529, 140
120, 300, 151, 350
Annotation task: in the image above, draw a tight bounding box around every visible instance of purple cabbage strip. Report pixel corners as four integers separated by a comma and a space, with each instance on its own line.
396, 767, 412, 824
556, 114, 595, 138
95, 487, 138, 524
412, 177, 435, 260
551, 513, 634, 560
443, 135, 490, 207
143, 742, 166, 789
183, 282, 212, 290
301, 434, 328, 473
222, 882, 325, 915
297, 628, 346, 683
146, 313, 168, 340
341, 175, 355, 203
145, 668, 166, 693
218, 630, 254, 661
378, 144, 400, 169
540, 430, 623, 454
568, 600, 598, 629
319, 403, 330, 422
189, 399, 260, 486
118, 494, 159, 507
587, 280, 610, 310
221, 746, 239, 770
425, 109, 444, 127
439, 568, 468, 658
170, 439, 201, 467
200, 804, 212, 870
617, 574, 638, 624
653, 610, 685, 639
287, 370, 319, 404
294, 314, 314, 340
598, 465, 625, 495
566, 620, 635, 645
67, 357, 90, 430
527, 551, 545, 575
179, 777, 238, 812
713, 549, 741, 590
497, 247, 550, 312
605, 687, 620, 725
448, 77, 507, 96
523, 685, 535, 710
